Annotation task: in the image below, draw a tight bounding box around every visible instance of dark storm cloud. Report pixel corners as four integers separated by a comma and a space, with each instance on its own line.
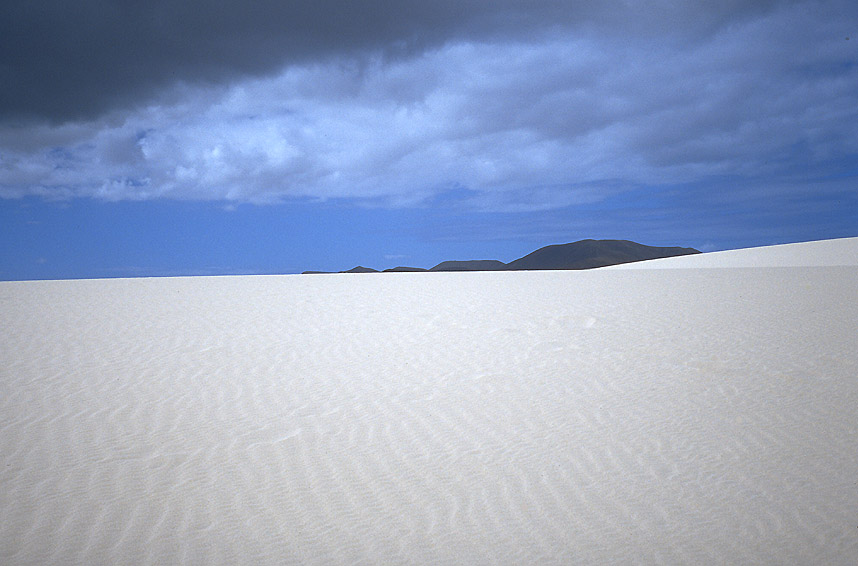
2, 0, 783, 122
1, 0, 856, 221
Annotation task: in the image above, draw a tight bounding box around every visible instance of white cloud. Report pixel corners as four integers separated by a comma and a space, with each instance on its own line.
1, 2, 856, 212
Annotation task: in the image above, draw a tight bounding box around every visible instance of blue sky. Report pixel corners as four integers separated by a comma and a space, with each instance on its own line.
1, 1, 856, 280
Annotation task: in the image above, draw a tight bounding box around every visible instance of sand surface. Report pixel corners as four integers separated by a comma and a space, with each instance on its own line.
608, 236, 858, 269
2, 238, 857, 564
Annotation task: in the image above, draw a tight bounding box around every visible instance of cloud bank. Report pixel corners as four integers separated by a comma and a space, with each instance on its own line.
1, 1, 856, 212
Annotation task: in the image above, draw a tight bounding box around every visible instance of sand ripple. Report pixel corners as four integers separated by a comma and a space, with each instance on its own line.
2, 260, 857, 564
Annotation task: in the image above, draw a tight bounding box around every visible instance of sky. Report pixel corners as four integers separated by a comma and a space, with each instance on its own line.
1, 1, 856, 280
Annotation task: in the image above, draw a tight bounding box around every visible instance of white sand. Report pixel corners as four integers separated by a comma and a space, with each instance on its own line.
2, 238, 857, 565
607, 236, 858, 269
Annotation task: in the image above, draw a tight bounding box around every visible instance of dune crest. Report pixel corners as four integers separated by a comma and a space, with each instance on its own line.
607, 236, 858, 268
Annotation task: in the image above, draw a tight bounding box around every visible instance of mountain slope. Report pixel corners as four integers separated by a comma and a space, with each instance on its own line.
302, 239, 701, 273
505, 239, 700, 270
429, 260, 507, 272
382, 266, 429, 272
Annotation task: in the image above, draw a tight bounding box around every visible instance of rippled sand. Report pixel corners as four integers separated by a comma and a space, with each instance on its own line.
2, 238, 857, 564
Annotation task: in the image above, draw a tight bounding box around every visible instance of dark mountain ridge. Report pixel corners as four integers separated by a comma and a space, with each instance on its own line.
505, 239, 700, 270
382, 266, 428, 272
429, 260, 507, 272
302, 239, 700, 274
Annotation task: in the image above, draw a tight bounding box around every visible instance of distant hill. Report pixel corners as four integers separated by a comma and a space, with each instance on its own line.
302, 239, 700, 274
505, 239, 700, 270
382, 266, 429, 272
429, 260, 507, 272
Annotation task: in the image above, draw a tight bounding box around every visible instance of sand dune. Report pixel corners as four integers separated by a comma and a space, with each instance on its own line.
2, 238, 857, 564
607, 236, 858, 268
